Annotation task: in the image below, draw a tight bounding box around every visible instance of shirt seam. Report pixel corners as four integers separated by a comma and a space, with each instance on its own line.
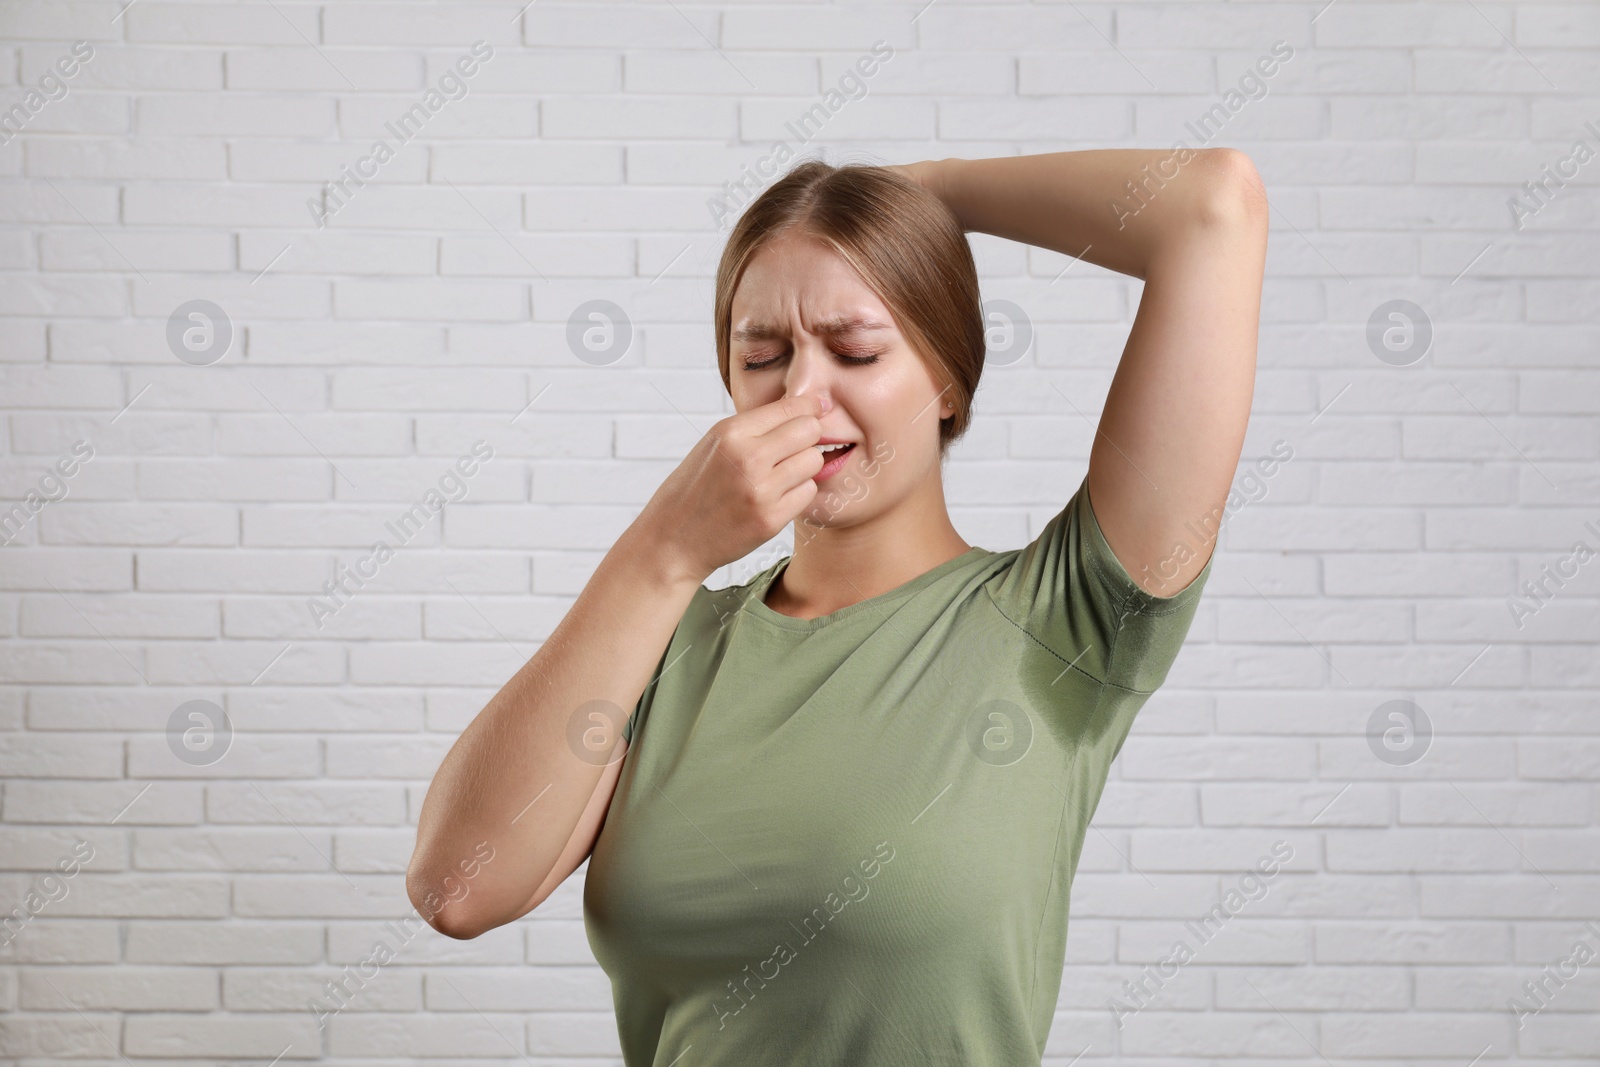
1025, 735, 1084, 1025
980, 583, 1161, 697
1084, 550, 1200, 619
1024, 577, 1131, 1024
737, 585, 922, 630
736, 551, 984, 631
1077, 469, 1211, 618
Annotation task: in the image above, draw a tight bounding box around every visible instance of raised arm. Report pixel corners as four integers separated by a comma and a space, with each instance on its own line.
902, 148, 1268, 598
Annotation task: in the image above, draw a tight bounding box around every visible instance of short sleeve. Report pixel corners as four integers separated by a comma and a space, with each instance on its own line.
983, 472, 1213, 694
622, 636, 675, 746
620, 662, 652, 748
622, 689, 643, 747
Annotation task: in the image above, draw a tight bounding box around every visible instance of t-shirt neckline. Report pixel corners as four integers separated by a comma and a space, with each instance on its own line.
741, 546, 990, 631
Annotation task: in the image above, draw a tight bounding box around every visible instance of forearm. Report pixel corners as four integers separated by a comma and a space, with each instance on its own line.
932, 148, 1252, 280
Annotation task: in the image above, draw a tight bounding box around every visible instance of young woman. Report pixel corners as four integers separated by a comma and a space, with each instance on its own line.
408, 147, 1267, 1065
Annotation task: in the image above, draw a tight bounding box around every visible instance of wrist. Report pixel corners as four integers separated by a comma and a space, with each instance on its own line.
928, 156, 967, 232
615, 518, 708, 591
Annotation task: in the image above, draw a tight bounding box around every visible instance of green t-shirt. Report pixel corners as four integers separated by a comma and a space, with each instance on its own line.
584, 473, 1213, 1066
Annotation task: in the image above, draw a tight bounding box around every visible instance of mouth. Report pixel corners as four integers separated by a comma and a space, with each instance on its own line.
814, 440, 857, 479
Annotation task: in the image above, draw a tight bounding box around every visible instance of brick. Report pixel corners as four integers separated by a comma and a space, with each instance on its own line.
323, 735, 452, 778
141, 640, 345, 685
239, 230, 436, 276
1517, 4, 1600, 47
19, 592, 218, 637
136, 93, 335, 137
1315, 920, 1511, 964
0, 275, 126, 316
19, 966, 219, 1009
1328, 829, 1527, 872
333, 279, 527, 322
433, 50, 615, 95
522, 5, 715, 48
0, 828, 125, 869
423, 964, 611, 1010
4, 779, 200, 823
126, 737, 322, 781
1321, 1012, 1511, 1057
322, 5, 521, 46
22, 46, 224, 90
209, 781, 408, 826
125, 3, 316, 44
0, 643, 147, 684
544, 97, 736, 140
920, 9, 1092, 51
123, 180, 315, 227
438, 234, 629, 280
224, 962, 421, 1010
336, 95, 536, 139
1317, 6, 1507, 47
26, 136, 227, 180
0, 2, 123, 40
430, 142, 621, 185
1117, 1010, 1310, 1057
40, 228, 234, 272
226, 48, 424, 91
246, 323, 444, 365
228, 138, 427, 182
955, 90, 1116, 144
124, 921, 322, 964
40, 503, 239, 546
214, 413, 414, 457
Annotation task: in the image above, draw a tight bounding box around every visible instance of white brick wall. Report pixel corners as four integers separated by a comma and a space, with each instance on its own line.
1, 1, 1597, 1062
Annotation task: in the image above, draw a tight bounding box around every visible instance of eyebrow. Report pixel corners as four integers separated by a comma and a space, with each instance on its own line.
731, 316, 894, 343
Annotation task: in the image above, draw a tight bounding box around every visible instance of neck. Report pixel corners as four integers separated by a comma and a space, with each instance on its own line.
765, 471, 971, 621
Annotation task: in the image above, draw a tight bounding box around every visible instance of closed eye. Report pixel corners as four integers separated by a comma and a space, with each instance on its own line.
741, 351, 882, 371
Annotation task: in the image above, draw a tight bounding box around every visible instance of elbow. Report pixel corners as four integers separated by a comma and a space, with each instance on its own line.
422, 905, 483, 942
406, 855, 485, 941
1194, 148, 1268, 230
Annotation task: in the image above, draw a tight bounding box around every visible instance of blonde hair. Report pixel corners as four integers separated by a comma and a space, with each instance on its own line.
713, 159, 986, 459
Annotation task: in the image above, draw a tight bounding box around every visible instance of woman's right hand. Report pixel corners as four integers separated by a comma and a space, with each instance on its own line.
631, 393, 829, 585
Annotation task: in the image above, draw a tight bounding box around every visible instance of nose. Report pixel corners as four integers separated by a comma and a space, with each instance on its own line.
783, 341, 834, 415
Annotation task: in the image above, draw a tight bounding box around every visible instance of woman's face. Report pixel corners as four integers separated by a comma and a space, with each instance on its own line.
728, 230, 950, 531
